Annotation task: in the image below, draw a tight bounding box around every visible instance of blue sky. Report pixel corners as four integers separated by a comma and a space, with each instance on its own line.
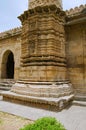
0, 0, 86, 32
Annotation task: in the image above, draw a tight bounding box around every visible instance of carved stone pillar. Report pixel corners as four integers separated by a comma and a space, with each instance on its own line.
2, 3, 73, 111
18, 5, 68, 82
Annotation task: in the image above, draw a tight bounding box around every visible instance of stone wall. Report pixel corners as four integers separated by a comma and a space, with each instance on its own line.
65, 22, 86, 96
0, 28, 21, 80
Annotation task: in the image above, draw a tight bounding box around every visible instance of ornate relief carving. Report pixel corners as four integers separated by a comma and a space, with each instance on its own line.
29, 40, 35, 54
29, 22, 36, 30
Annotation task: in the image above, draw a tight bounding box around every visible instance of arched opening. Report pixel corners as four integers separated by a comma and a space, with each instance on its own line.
1, 50, 14, 79
6, 52, 14, 78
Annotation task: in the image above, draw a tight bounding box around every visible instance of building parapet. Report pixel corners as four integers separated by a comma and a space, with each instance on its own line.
66, 4, 86, 17
0, 27, 22, 40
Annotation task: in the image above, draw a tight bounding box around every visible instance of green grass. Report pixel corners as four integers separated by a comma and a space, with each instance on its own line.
0, 119, 3, 125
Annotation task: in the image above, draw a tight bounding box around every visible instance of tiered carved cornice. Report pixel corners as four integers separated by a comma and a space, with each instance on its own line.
18, 5, 65, 23
21, 55, 66, 67
18, 4, 66, 67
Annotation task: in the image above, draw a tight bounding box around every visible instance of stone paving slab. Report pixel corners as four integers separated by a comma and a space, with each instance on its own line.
0, 97, 86, 130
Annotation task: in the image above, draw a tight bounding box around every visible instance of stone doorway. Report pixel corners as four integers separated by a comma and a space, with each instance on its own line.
1, 50, 14, 79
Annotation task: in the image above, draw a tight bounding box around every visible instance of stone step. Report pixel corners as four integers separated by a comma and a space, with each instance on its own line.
0, 86, 11, 91
11, 88, 73, 98
1, 91, 74, 111
0, 84, 13, 91
72, 101, 86, 107
0, 79, 15, 91
11, 82, 73, 98
74, 95, 86, 102
0, 83, 12, 86
11, 89, 73, 98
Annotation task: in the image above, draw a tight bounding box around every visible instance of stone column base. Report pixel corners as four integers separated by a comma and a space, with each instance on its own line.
2, 81, 74, 111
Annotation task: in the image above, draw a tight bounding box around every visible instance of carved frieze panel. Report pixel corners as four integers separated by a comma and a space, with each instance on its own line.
29, 22, 36, 30
28, 40, 35, 54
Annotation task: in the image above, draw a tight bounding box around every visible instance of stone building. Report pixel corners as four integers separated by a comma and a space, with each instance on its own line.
0, 0, 86, 110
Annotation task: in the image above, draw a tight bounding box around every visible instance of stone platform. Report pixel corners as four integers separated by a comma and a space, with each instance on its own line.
2, 91, 73, 111
1, 81, 74, 111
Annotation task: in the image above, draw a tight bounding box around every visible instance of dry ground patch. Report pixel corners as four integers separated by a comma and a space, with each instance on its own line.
0, 111, 33, 130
